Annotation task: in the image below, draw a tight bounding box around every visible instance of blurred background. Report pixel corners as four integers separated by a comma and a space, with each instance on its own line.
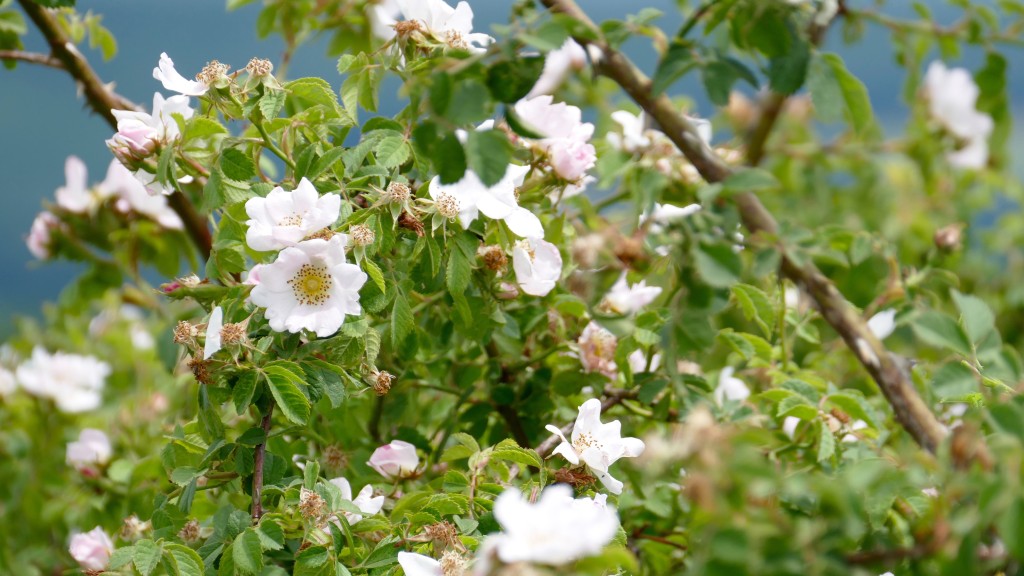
1, 0, 1021, 333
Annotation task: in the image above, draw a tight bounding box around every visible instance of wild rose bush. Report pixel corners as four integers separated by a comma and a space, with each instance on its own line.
3, 0, 1024, 574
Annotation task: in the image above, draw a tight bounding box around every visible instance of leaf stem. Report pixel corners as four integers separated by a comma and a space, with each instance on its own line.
251, 403, 274, 521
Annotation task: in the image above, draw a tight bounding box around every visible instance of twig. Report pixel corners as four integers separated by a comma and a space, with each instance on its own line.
16, 0, 213, 259
0, 49, 63, 69
537, 0, 960, 458
251, 403, 274, 521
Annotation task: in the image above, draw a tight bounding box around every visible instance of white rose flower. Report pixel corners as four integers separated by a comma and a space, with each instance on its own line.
544, 398, 646, 494
514, 95, 597, 182
15, 347, 110, 413
0, 367, 15, 397
249, 236, 367, 338
923, 61, 994, 169
394, 0, 494, 53
153, 52, 209, 96
627, 349, 661, 374
367, 439, 420, 480
367, 0, 401, 40
99, 160, 184, 229
27, 211, 60, 259
55, 156, 112, 213
639, 202, 702, 234
715, 366, 750, 405
66, 428, 113, 470
244, 178, 342, 252
428, 164, 543, 238
602, 272, 662, 315
203, 306, 224, 360
512, 237, 562, 297
68, 526, 114, 572
477, 485, 619, 567
328, 477, 385, 524
867, 308, 897, 340
397, 551, 443, 576
107, 92, 193, 165
526, 39, 589, 99
606, 110, 651, 153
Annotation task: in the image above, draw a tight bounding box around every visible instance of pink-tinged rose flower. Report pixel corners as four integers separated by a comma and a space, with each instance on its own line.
100, 160, 184, 229
66, 428, 113, 470
394, 0, 494, 53
27, 211, 60, 259
244, 177, 341, 252
106, 92, 193, 166
68, 526, 114, 571
548, 138, 596, 182
578, 322, 617, 379
55, 156, 113, 213
368, 439, 419, 479
525, 39, 594, 99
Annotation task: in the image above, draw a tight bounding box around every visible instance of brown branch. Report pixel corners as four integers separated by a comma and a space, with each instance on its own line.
16, 0, 213, 260
251, 403, 274, 521
0, 49, 63, 69
538, 0, 962, 458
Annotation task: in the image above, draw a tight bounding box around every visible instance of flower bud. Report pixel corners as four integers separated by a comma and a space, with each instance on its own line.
27, 211, 60, 260
934, 223, 963, 252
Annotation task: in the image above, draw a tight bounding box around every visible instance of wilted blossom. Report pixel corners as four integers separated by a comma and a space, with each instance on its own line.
328, 477, 385, 524
244, 178, 341, 252
868, 308, 897, 340
602, 272, 662, 315
55, 156, 113, 214
428, 164, 543, 238
512, 237, 562, 297
578, 322, 617, 379
99, 160, 184, 229
15, 347, 110, 413
153, 52, 209, 96
203, 306, 224, 360
66, 428, 112, 470
476, 485, 618, 569
27, 211, 60, 259
545, 398, 645, 494
514, 95, 597, 182
526, 39, 592, 99
249, 236, 367, 338
715, 366, 750, 405
923, 61, 993, 169
368, 439, 419, 479
107, 92, 193, 166
68, 526, 114, 572
393, 0, 494, 53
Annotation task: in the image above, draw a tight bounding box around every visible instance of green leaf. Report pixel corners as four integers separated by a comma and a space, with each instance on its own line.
390, 291, 415, 348
652, 41, 696, 95
486, 57, 545, 103
435, 132, 467, 184
951, 290, 996, 346
808, 53, 875, 135
232, 370, 259, 414
220, 148, 255, 181
778, 395, 817, 420
258, 88, 286, 120
768, 37, 810, 94
285, 77, 340, 109
465, 129, 513, 187
817, 419, 836, 463
294, 545, 335, 576
256, 520, 285, 551
133, 539, 163, 576
264, 366, 310, 425
695, 243, 742, 288
109, 546, 135, 570
364, 259, 386, 293
911, 311, 973, 357
374, 135, 411, 168
722, 168, 779, 194
491, 439, 544, 470
164, 543, 204, 576
447, 247, 471, 295
731, 283, 775, 338
930, 362, 978, 400
232, 529, 264, 575
826, 392, 879, 430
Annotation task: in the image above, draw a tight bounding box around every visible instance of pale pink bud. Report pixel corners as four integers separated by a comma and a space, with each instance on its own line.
367, 440, 419, 480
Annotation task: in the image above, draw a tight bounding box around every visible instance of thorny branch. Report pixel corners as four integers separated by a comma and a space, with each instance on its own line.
16, 0, 213, 260
537, 0, 984, 462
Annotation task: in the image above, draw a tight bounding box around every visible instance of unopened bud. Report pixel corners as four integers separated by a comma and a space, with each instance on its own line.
245, 57, 273, 77
934, 224, 963, 252
350, 224, 375, 247
177, 274, 202, 288
477, 245, 508, 272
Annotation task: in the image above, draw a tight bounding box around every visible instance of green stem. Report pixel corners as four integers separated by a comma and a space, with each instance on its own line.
256, 122, 297, 172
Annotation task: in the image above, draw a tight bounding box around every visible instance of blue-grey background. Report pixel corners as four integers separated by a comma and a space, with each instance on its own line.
1, 0, 1021, 330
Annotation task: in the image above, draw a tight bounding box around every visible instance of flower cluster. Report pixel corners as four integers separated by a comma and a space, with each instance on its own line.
13, 347, 110, 413
923, 61, 994, 169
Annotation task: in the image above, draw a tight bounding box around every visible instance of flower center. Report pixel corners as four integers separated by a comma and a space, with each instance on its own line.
278, 213, 304, 227
288, 263, 333, 306
573, 432, 602, 454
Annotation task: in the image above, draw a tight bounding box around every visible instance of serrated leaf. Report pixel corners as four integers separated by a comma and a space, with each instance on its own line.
826, 392, 879, 430
390, 291, 415, 348
491, 439, 543, 469
465, 129, 513, 187
731, 283, 775, 338
220, 148, 255, 181
133, 539, 163, 576
232, 529, 263, 575
256, 520, 284, 551
817, 419, 836, 463
951, 290, 996, 346
364, 259, 386, 292
375, 135, 411, 168
186, 117, 228, 140
695, 242, 742, 288
286, 77, 339, 109
911, 311, 973, 357
264, 366, 310, 425
164, 543, 204, 576
447, 248, 471, 295
258, 88, 286, 120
